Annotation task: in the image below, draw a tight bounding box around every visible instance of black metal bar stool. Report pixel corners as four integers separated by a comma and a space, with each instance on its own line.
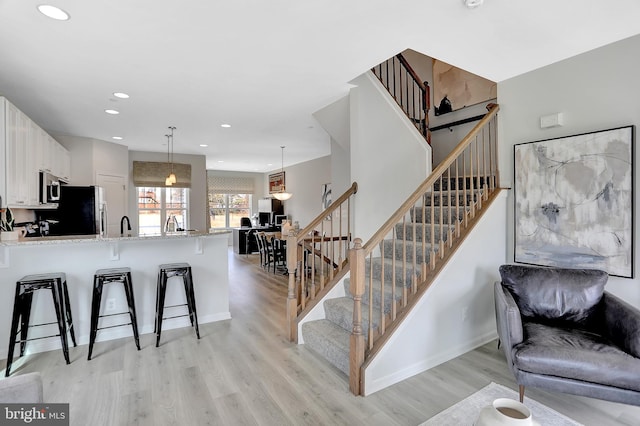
88, 267, 141, 360
5, 272, 77, 377
154, 263, 200, 347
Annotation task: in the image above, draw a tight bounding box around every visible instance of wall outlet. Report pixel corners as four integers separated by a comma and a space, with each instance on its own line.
106, 298, 116, 312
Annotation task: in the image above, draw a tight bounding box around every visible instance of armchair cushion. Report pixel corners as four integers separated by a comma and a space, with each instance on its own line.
514, 322, 640, 392
499, 264, 608, 326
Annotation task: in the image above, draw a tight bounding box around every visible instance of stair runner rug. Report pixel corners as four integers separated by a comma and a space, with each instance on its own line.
420, 382, 582, 426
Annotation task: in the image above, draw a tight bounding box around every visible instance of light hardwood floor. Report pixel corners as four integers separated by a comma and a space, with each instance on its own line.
2, 249, 639, 425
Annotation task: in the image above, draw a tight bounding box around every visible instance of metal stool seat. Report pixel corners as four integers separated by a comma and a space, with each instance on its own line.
6, 272, 77, 377
88, 267, 141, 360
154, 263, 200, 347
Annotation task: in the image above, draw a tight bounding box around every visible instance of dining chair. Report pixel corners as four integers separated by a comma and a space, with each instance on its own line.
271, 237, 286, 274
258, 232, 273, 271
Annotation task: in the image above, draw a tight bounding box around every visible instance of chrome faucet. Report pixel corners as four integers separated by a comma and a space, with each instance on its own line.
120, 215, 131, 236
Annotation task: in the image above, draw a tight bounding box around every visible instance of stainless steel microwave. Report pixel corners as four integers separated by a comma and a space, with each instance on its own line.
39, 172, 60, 204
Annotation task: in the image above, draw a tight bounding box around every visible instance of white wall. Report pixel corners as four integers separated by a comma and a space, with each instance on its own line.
313, 95, 350, 152
313, 94, 352, 196
264, 155, 332, 226
364, 191, 508, 395
128, 151, 208, 234
330, 138, 351, 197
349, 71, 431, 241
498, 33, 640, 309
93, 139, 129, 180
54, 135, 128, 185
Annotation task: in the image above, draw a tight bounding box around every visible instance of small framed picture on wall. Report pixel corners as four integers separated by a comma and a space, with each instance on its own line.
269, 172, 285, 194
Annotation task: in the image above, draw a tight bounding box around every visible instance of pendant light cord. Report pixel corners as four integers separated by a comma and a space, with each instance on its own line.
169, 126, 176, 174
166, 134, 171, 164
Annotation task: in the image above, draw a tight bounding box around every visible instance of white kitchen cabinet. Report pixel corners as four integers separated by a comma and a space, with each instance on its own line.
45, 135, 70, 182
26, 120, 40, 205
4, 101, 30, 207
35, 126, 50, 173
1, 97, 65, 208
56, 143, 71, 182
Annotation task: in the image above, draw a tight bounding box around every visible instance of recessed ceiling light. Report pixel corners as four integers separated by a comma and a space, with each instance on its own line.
463, 0, 484, 8
105, 109, 119, 115
221, 124, 231, 128
267, 163, 273, 166
112, 136, 123, 140
113, 92, 129, 99
37, 5, 70, 20
217, 160, 224, 163
199, 144, 208, 147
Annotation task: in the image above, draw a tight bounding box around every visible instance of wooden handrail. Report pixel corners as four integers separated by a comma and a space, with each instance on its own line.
296, 182, 358, 243
348, 103, 500, 394
372, 53, 431, 143
362, 104, 499, 255
395, 54, 427, 93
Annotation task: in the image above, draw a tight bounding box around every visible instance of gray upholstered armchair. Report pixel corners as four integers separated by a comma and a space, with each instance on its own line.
495, 264, 640, 406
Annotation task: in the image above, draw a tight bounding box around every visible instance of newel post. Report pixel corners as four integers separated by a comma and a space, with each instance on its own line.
349, 238, 365, 395
286, 233, 299, 342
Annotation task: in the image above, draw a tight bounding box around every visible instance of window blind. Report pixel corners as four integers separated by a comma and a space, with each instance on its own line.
133, 161, 192, 188
207, 172, 255, 194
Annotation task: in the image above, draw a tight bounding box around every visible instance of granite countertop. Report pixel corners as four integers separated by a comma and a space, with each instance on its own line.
0, 230, 230, 246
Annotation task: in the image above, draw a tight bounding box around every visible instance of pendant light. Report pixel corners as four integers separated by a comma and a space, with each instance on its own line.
166, 126, 177, 185
272, 145, 292, 201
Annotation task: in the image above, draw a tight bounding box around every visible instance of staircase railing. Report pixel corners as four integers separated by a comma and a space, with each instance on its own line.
372, 53, 431, 144
348, 104, 500, 395
286, 182, 358, 341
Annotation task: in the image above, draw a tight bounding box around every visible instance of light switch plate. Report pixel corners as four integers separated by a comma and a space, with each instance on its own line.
540, 113, 564, 128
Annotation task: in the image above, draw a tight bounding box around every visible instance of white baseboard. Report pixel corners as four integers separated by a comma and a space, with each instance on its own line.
364, 330, 498, 396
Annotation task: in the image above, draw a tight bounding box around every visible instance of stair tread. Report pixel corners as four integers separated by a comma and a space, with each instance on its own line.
325, 297, 380, 332
301, 319, 350, 374
366, 256, 423, 273
345, 275, 410, 292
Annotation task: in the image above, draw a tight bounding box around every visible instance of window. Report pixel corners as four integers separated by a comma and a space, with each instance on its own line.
138, 187, 189, 235
206, 173, 255, 228
208, 193, 251, 228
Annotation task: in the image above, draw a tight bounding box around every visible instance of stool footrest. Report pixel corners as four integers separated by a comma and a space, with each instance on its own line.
13, 333, 62, 343
163, 313, 192, 321
96, 322, 133, 331
98, 312, 131, 318
26, 321, 59, 328
164, 303, 188, 309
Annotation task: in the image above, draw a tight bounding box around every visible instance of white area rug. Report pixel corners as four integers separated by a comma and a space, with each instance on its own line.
421, 382, 583, 426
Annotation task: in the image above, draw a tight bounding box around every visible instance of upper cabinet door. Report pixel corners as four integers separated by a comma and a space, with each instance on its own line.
5, 103, 30, 206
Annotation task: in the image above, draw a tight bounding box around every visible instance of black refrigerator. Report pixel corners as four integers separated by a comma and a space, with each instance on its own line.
53, 186, 106, 236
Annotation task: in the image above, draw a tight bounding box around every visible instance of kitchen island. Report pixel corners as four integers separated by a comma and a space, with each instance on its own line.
0, 231, 230, 357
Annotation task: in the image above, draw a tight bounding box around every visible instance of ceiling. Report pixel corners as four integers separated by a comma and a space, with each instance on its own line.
1, 1, 639, 172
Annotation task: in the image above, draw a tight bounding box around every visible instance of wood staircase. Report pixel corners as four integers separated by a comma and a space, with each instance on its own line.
286, 51, 502, 395
301, 183, 486, 376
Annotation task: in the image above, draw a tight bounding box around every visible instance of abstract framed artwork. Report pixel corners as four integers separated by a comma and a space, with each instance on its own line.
514, 125, 635, 278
